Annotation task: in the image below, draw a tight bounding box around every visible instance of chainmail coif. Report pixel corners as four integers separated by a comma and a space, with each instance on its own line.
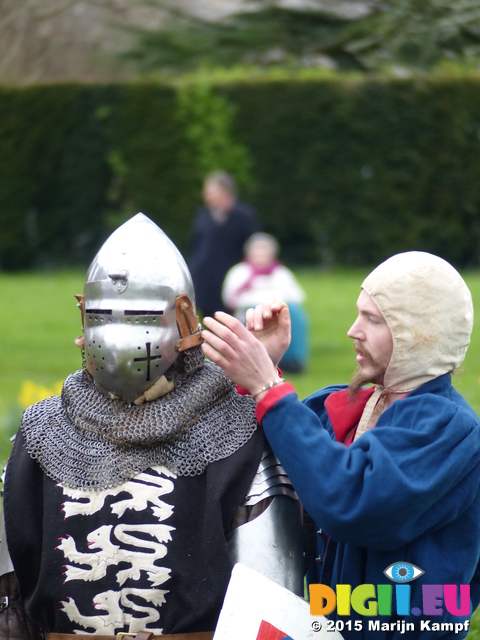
20, 347, 258, 490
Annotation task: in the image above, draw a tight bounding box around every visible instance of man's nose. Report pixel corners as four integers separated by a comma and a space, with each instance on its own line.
347, 318, 365, 341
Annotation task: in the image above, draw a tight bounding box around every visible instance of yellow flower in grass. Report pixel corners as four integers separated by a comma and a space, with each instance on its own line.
18, 380, 63, 409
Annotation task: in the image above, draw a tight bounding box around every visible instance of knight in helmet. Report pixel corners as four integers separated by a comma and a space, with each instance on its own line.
0, 214, 303, 639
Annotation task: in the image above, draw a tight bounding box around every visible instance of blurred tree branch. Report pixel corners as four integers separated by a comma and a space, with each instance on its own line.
2, 0, 480, 83
347, 0, 480, 70
122, 0, 480, 73
123, 1, 364, 72
0, 0, 177, 82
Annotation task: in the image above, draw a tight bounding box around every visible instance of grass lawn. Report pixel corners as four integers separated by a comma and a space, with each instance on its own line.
0, 267, 480, 634
0, 270, 85, 456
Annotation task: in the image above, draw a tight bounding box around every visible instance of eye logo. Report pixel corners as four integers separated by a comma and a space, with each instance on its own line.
383, 562, 424, 583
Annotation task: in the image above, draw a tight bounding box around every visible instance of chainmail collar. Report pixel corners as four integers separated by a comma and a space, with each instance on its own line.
20, 348, 258, 490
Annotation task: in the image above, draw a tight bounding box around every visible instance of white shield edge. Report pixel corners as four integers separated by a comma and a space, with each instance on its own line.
213, 563, 344, 640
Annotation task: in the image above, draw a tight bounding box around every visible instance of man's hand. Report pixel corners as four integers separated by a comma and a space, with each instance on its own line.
245, 300, 291, 367
202, 312, 279, 397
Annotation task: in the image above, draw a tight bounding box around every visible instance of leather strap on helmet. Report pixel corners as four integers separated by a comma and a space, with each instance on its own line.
175, 295, 204, 352
74, 294, 85, 329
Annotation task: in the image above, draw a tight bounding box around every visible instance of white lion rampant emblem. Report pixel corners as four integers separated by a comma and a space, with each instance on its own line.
56, 466, 176, 634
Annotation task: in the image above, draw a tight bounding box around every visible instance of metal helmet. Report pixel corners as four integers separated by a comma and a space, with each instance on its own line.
78, 213, 202, 404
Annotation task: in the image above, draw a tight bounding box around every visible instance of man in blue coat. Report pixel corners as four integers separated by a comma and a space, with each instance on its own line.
201, 251, 480, 639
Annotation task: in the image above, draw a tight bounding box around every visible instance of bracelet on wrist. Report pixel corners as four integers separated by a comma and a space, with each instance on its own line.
253, 378, 285, 400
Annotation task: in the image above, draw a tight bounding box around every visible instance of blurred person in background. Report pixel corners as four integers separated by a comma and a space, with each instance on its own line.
222, 232, 308, 373
189, 170, 259, 318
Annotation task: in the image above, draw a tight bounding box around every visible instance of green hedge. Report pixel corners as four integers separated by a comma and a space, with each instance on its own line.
1, 74, 480, 270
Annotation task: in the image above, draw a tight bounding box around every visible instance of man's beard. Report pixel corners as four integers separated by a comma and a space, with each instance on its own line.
348, 345, 387, 400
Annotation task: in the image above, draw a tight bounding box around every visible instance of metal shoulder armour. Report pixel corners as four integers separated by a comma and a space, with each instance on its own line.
227, 443, 304, 596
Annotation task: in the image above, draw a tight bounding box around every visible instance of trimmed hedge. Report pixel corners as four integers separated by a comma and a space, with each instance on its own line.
1, 74, 480, 270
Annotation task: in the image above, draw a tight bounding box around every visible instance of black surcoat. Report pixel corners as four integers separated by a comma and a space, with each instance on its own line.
4, 428, 264, 635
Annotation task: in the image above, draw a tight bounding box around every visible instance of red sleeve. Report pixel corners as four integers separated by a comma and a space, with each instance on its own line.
236, 385, 251, 396
255, 382, 297, 424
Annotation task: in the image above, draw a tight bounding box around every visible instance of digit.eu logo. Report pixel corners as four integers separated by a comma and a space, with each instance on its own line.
309, 562, 470, 618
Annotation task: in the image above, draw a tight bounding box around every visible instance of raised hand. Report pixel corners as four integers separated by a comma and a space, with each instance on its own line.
201, 312, 280, 397
245, 299, 291, 367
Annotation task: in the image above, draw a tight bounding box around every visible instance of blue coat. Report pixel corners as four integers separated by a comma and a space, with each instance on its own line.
261, 374, 480, 639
